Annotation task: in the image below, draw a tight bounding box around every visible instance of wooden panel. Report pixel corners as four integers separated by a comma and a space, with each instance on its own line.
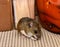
0, 0, 13, 31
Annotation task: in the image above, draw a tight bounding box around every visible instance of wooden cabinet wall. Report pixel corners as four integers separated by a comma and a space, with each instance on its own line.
0, 0, 13, 31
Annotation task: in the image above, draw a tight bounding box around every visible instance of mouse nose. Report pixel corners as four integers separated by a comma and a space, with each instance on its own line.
36, 34, 40, 38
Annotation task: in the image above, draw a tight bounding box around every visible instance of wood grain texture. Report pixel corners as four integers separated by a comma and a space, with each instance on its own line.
0, 0, 13, 31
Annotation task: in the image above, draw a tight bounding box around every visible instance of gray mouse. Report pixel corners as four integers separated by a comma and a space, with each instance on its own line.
17, 16, 41, 40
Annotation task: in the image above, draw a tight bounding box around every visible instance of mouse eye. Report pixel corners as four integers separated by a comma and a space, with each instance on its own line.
34, 30, 38, 34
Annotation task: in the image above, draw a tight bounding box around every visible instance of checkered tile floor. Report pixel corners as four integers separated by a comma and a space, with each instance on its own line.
0, 28, 60, 47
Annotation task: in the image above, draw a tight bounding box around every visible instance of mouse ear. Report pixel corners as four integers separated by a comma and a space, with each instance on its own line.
28, 22, 33, 27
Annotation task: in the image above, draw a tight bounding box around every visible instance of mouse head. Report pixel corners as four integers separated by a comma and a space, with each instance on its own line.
17, 17, 41, 40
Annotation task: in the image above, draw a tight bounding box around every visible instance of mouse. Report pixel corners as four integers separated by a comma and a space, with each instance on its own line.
17, 16, 41, 40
